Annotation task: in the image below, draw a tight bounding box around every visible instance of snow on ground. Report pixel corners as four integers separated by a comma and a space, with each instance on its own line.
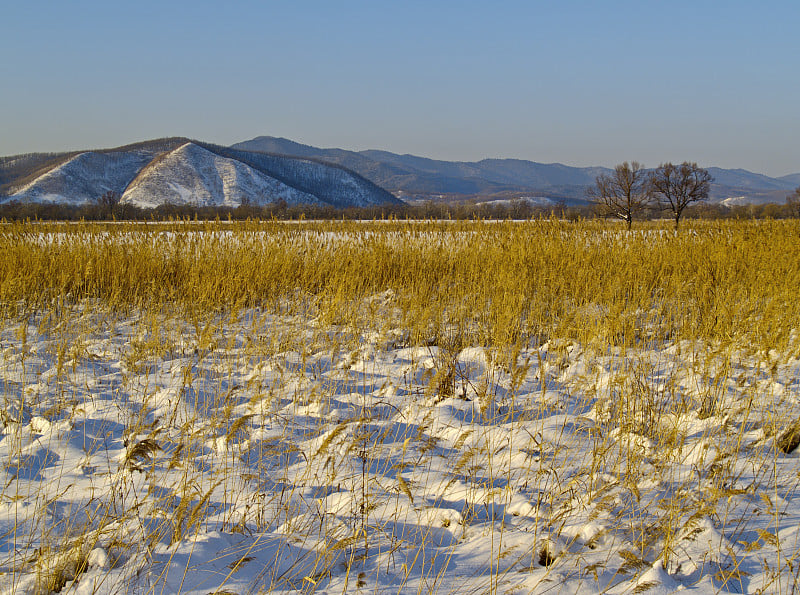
1, 304, 799, 593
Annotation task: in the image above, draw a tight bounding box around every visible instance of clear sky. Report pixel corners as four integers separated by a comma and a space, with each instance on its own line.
2, 0, 799, 176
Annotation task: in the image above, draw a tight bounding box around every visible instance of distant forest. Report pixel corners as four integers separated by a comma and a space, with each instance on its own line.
0, 197, 797, 222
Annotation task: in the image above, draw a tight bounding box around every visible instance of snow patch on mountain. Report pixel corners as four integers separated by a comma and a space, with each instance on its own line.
4, 151, 152, 205
721, 196, 750, 207
475, 196, 556, 208
121, 143, 323, 208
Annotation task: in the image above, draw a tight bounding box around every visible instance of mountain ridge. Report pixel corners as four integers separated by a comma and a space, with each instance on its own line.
233, 136, 800, 204
0, 139, 400, 209
2, 135, 797, 208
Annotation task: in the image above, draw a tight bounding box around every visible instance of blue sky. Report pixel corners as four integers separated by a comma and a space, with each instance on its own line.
2, 1, 799, 176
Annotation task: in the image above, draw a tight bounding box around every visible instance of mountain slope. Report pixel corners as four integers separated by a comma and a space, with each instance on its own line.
231, 137, 436, 193
0, 138, 191, 198
707, 167, 794, 191
122, 143, 322, 208
778, 173, 800, 187
7, 151, 155, 205
0, 153, 76, 194
202, 143, 400, 208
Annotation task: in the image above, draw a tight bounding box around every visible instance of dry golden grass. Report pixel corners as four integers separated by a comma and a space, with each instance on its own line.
2, 218, 798, 352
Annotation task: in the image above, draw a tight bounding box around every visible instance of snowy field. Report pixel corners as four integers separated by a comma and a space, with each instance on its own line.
2, 301, 800, 594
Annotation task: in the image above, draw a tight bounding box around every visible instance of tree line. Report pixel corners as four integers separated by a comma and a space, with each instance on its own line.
1, 196, 799, 223
1, 174, 800, 223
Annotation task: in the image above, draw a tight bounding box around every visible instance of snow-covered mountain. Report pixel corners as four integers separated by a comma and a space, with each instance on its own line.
122, 143, 322, 208
7, 151, 154, 205
0, 138, 400, 209
207, 144, 403, 208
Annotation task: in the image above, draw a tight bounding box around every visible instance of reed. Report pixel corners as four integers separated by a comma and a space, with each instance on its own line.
1, 218, 799, 593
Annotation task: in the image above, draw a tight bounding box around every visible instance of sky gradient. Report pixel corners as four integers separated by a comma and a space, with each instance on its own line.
2, 1, 799, 176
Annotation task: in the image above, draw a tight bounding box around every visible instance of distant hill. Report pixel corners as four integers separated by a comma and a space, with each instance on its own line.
779, 173, 800, 187
233, 136, 800, 205
0, 138, 400, 209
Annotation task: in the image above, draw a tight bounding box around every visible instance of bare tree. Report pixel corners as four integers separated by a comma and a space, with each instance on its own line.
649, 162, 712, 230
587, 161, 652, 230
787, 187, 800, 218
98, 190, 120, 208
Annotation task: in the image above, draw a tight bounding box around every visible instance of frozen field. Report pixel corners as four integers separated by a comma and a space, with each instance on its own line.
1, 302, 800, 594
1, 219, 799, 593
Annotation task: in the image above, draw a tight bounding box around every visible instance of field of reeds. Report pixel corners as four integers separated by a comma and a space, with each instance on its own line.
1, 218, 799, 594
